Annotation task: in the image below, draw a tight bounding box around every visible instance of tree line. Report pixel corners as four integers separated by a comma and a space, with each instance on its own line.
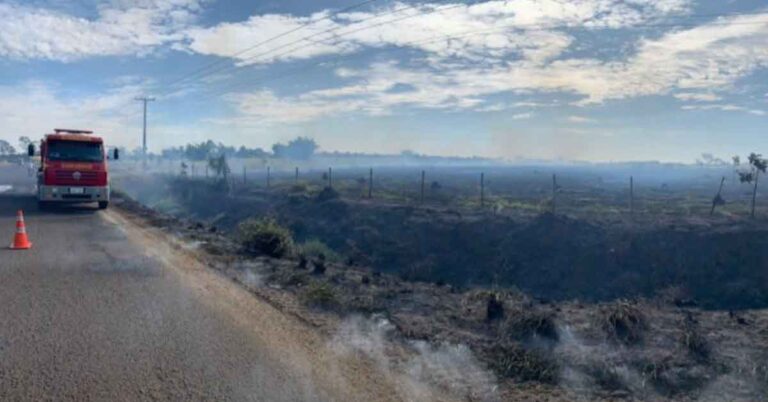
134, 136, 319, 161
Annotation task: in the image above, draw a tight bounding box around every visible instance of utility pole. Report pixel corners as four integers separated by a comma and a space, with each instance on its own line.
368, 167, 373, 199
480, 172, 485, 209
135, 96, 155, 168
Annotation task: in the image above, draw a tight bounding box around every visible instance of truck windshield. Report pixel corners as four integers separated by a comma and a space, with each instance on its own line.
47, 141, 104, 162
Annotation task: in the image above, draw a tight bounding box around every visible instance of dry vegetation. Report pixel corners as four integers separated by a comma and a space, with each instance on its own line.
112, 167, 768, 401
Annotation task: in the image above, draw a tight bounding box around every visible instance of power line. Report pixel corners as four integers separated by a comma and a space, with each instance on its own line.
153, 0, 388, 97
186, 13, 768, 102
160, 6, 768, 99
155, 0, 466, 98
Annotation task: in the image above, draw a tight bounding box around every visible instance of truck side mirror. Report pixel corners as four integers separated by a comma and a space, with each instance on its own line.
113, 148, 119, 160
27, 144, 35, 156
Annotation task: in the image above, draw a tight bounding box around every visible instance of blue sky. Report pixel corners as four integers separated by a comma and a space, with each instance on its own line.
0, 0, 766, 162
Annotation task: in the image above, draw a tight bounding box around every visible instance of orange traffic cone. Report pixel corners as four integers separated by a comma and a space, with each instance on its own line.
10, 210, 32, 250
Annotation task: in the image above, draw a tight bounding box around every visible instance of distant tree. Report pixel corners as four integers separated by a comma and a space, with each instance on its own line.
0, 140, 16, 156
208, 153, 230, 180
18, 136, 32, 153
732, 155, 741, 187
697, 153, 727, 166
738, 153, 768, 218
234, 145, 268, 158
161, 146, 185, 160
186, 140, 217, 161
272, 137, 318, 160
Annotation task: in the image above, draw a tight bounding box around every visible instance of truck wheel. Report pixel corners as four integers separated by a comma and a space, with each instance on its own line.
98, 201, 109, 210
38, 201, 49, 210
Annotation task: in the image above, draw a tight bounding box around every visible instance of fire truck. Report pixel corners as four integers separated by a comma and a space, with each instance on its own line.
28, 129, 118, 209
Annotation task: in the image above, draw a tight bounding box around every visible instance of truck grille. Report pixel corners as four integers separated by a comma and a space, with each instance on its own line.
54, 170, 100, 185
62, 194, 92, 200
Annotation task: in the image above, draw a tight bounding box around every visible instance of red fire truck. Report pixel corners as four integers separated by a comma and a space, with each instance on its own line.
28, 129, 118, 209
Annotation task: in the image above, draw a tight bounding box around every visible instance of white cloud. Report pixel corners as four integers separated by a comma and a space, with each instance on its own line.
681, 104, 766, 115
567, 115, 596, 123
0, 0, 203, 61
0, 81, 146, 148
476, 103, 507, 112
5, 0, 767, 137
673, 92, 722, 102
222, 90, 370, 124
511, 112, 533, 119
182, 0, 691, 66
219, 7, 768, 123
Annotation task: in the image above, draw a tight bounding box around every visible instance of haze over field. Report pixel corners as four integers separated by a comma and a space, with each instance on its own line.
0, 0, 766, 161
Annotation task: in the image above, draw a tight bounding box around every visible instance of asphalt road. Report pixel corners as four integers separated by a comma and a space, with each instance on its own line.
0, 164, 390, 401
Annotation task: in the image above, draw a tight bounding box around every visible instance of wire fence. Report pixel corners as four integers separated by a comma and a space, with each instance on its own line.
113, 159, 766, 223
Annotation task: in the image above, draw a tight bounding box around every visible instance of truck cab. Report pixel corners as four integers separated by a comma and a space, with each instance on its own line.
29, 129, 118, 209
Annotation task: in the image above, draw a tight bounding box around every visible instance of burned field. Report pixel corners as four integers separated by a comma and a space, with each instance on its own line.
114, 164, 768, 400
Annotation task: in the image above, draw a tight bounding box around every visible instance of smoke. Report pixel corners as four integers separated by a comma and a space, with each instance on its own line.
240, 269, 263, 288
695, 352, 768, 401
405, 341, 498, 401
555, 325, 649, 398
329, 315, 499, 402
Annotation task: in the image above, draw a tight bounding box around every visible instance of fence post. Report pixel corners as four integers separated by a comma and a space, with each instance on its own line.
205, 165, 209, 179
420, 170, 426, 204
630, 176, 634, 216
295, 167, 299, 184
480, 172, 485, 208
710, 176, 726, 216
368, 167, 373, 199
267, 166, 271, 188
243, 166, 246, 185
328, 167, 333, 188
552, 173, 557, 214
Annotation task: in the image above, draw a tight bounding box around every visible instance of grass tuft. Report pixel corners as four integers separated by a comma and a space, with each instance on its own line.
237, 217, 294, 258
596, 299, 646, 345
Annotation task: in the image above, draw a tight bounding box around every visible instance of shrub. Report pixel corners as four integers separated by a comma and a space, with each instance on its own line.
290, 183, 310, 194
500, 307, 559, 342
597, 299, 646, 345
312, 255, 327, 275
238, 218, 294, 258
299, 239, 341, 263
585, 362, 631, 392
461, 288, 527, 322
300, 281, 339, 309
488, 342, 559, 383
272, 270, 310, 288
681, 322, 711, 361
316, 186, 340, 202
487, 294, 505, 322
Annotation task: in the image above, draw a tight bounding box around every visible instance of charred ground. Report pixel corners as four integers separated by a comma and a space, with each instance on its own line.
109, 163, 768, 401
118, 169, 768, 310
